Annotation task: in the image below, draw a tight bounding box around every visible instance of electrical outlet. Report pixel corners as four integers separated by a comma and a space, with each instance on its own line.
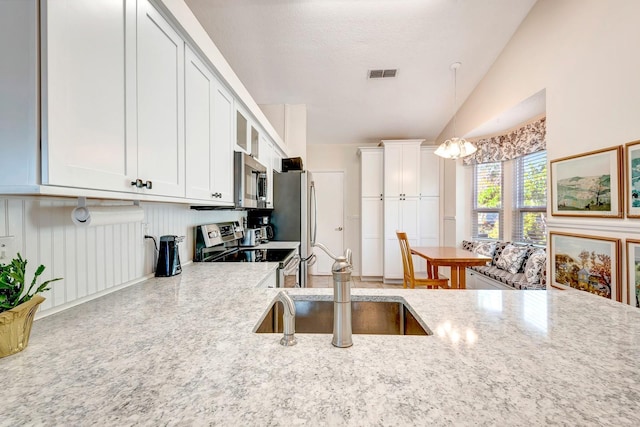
142, 222, 151, 237
0, 236, 16, 261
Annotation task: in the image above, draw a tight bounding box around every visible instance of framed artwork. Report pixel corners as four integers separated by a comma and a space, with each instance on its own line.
626, 240, 640, 308
550, 146, 623, 218
549, 232, 621, 302
625, 140, 640, 218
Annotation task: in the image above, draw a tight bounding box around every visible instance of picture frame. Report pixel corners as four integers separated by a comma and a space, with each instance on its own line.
549, 232, 622, 302
550, 146, 623, 218
625, 140, 640, 218
626, 239, 640, 308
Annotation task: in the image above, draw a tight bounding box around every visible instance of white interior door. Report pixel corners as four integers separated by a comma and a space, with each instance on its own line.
310, 171, 344, 275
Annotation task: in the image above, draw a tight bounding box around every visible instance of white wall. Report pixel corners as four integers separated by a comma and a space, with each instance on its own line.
437, 0, 640, 303
307, 143, 379, 276
0, 197, 243, 318
260, 104, 307, 164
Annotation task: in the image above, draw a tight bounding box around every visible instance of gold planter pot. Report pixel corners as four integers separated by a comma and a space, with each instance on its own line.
0, 295, 45, 358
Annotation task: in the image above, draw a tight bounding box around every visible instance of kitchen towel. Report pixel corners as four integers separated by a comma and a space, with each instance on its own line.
71, 205, 144, 227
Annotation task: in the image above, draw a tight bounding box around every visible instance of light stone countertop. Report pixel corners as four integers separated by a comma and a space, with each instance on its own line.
1, 263, 639, 426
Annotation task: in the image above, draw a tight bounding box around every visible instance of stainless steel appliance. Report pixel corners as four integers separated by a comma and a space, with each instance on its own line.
156, 235, 184, 277
270, 171, 317, 287
241, 228, 262, 247
234, 152, 268, 209
194, 222, 299, 288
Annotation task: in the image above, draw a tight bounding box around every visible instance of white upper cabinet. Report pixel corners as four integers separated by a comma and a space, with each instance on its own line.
212, 81, 235, 204
235, 107, 250, 154
184, 46, 234, 204
184, 46, 214, 200
360, 148, 383, 198
382, 140, 422, 197
272, 147, 283, 173
41, 0, 136, 192
0, 0, 287, 203
420, 147, 440, 197
136, 0, 185, 197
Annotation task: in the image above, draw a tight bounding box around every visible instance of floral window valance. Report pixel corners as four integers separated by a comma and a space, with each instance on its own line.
462, 117, 546, 165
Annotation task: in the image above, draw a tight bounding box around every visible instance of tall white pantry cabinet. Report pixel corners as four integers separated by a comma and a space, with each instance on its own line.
359, 141, 441, 282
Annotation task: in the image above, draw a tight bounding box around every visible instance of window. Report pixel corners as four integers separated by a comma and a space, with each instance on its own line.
513, 151, 547, 244
472, 162, 503, 239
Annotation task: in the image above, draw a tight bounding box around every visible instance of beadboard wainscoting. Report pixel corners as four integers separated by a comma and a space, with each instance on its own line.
0, 197, 243, 317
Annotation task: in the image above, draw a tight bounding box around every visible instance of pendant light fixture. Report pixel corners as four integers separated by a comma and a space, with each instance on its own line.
434, 62, 477, 159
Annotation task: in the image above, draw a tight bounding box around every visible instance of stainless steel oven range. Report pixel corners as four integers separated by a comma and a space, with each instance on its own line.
194, 222, 299, 288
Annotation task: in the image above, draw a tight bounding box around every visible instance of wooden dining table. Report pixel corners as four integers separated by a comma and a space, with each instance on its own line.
410, 246, 492, 289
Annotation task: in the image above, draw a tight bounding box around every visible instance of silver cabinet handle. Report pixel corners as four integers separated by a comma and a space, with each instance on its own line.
335, 226, 343, 231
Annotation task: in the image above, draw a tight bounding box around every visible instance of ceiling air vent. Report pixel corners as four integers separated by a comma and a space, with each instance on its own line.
368, 69, 397, 79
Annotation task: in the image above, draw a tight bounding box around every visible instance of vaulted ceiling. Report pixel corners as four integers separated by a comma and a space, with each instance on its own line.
185, 0, 538, 145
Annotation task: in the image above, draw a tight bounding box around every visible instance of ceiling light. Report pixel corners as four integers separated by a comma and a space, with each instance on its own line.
434, 62, 477, 160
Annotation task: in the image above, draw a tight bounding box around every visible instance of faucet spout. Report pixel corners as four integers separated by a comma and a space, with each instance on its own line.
277, 291, 297, 346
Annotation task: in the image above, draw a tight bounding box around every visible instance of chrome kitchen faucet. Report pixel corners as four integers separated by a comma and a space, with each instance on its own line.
313, 242, 353, 348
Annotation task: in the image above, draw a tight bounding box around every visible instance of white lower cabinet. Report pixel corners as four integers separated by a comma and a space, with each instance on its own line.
384, 197, 419, 280
361, 197, 383, 278
466, 269, 515, 290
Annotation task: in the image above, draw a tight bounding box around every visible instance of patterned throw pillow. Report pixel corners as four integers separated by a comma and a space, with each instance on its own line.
496, 244, 529, 274
462, 240, 476, 252
473, 242, 496, 258
524, 249, 546, 284
492, 241, 509, 266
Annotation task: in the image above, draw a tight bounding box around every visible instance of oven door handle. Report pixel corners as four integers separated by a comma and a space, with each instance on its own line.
283, 255, 301, 275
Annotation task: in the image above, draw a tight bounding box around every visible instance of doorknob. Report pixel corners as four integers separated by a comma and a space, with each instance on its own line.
335, 226, 343, 231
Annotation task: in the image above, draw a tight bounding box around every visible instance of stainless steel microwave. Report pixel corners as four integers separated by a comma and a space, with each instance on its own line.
234, 152, 267, 209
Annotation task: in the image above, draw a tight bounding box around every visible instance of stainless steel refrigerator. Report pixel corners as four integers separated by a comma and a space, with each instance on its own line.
271, 170, 316, 287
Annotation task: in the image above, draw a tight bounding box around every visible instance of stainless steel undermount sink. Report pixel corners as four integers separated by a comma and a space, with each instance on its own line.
255, 297, 432, 336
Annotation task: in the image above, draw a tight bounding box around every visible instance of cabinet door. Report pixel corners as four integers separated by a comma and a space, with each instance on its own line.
362, 197, 383, 239
43, 0, 136, 192
361, 197, 383, 277
402, 144, 421, 197
420, 196, 440, 246
212, 82, 234, 204
383, 145, 403, 197
401, 197, 420, 239
137, 0, 185, 197
184, 46, 214, 200
383, 197, 401, 279
361, 150, 383, 197
235, 107, 249, 153
263, 139, 274, 208
421, 147, 440, 197
272, 148, 282, 173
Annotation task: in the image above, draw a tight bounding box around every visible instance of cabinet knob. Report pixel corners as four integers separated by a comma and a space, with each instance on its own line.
131, 179, 143, 188
143, 180, 152, 189
211, 192, 222, 198
335, 226, 343, 231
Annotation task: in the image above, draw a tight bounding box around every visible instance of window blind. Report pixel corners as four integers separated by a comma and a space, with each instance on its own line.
513, 150, 547, 244
472, 162, 503, 239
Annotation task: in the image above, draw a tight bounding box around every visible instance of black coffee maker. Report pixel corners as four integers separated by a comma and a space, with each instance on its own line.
155, 235, 183, 277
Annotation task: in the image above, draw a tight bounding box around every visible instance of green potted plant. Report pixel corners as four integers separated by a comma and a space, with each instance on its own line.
0, 253, 62, 358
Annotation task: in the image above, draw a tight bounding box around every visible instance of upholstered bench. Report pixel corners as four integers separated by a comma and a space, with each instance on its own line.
461, 240, 546, 290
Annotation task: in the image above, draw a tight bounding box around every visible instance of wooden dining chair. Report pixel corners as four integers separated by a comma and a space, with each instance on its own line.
396, 231, 449, 289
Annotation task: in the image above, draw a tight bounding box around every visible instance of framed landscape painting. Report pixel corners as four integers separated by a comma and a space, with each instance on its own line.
550, 146, 623, 218
626, 240, 640, 308
550, 232, 621, 302
625, 140, 640, 217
